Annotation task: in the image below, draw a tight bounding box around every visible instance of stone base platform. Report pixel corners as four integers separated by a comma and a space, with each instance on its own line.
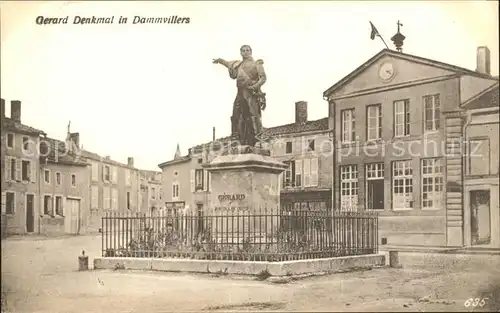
93, 254, 385, 277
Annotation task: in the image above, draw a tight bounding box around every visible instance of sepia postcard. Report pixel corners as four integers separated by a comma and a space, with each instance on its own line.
1, 1, 499, 312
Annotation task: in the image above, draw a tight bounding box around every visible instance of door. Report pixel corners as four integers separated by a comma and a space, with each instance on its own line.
470, 190, 491, 245
26, 194, 34, 233
65, 198, 80, 234
367, 180, 384, 210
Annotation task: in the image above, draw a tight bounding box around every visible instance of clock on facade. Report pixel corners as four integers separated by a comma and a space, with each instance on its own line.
378, 62, 396, 82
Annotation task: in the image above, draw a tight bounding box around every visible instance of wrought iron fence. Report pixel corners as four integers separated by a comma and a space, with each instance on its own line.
101, 209, 378, 262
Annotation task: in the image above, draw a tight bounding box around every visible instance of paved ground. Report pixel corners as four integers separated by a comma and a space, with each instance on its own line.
2, 235, 500, 312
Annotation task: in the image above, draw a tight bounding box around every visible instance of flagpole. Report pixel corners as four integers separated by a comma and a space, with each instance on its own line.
370, 21, 390, 50
378, 35, 390, 49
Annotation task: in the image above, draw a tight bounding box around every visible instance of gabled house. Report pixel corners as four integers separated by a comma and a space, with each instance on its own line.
461, 83, 499, 248
138, 169, 163, 214
262, 101, 332, 211
323, 46, 498, 248
38, 136, 90, 235
1, 100, 46, 235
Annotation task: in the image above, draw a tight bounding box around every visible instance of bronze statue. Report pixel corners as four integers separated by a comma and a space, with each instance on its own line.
213, 45, 267, 147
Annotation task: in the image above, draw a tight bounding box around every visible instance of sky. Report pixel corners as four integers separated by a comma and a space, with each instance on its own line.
1, 1, 498, 171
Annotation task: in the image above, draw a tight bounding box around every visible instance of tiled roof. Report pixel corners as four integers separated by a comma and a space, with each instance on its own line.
158, 155, 191, 169
191, 118, 329, 149
262, 118, 329, 136
80, 149, 135, 169
3, 118, 46, 135
192, 136, 232, 150
139, 169, 162, 182
463, 83, 499, 110
43, 137, 88, 167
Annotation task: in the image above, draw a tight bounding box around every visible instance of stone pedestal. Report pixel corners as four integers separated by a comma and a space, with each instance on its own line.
203, 146, 288, 242
204, 146, 288, 212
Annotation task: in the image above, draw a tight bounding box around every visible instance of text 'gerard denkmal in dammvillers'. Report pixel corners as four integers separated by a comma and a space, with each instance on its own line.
35, 15, 191, 25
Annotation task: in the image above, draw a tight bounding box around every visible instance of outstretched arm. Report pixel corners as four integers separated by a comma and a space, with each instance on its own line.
212, 58, 231, 69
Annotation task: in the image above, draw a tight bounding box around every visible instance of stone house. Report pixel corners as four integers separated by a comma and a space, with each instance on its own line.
39, 136, 90, 235
138, 169, 163, 214
262, 101, 332, 211
159, 101, 334, 214
323, 46, 498, 247
1, 100, 46, 235
80, 148, 141, 232
461, 82, 499, 248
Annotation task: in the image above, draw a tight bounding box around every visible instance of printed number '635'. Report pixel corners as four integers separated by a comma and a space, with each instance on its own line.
464, 298, 489, 307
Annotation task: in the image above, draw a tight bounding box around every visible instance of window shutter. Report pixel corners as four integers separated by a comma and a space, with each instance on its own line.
102, 165, 105, 182
277, 173, 282, 195
4, 157, 10, 181
51, 196, 55, 216
190, 169, 195, 192
203, 170, 208, 191
40, 196, 44, 216
62, 197, 66, 216
103, 187, 108, 210
111, 189, 116, 210
15, 158, 21, 181
107, 188, 111, 210
30, 161, 36, 183
311, 158, 319, 186
207, 172, 211, 192
295, 159, 303, 186
1, 192, 6, 214
304, 158, 311, 187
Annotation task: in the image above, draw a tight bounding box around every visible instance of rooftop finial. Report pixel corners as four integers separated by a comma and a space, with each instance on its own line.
391, 20, 406, 53
174, 143, 181, 159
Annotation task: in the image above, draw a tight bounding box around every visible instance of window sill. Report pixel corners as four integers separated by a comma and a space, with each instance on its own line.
421, 207, 441, 211
393, 135, 412, 140
365, 139, 383, 145
340, 142, 358, 147
42, 214, 64, 218
392, 208, 413, 211
423, 130, 440, 135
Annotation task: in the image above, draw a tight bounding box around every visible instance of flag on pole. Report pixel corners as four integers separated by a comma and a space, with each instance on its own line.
369, 21, 380, 40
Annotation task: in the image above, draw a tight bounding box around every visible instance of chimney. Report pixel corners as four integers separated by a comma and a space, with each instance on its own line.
11, 100, 21, 122
295, 101, 308, 124
1, 98, 5, 120
476, 46, 491, 75
213, 127, 216, 141
69, 132, 80, 148
127, 157, 134, 167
